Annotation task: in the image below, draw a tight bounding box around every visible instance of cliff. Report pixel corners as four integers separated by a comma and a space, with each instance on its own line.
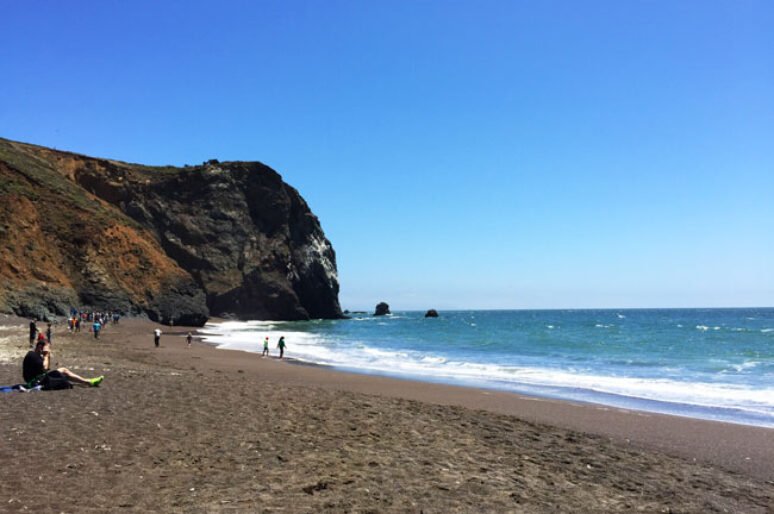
0, 137, 342, 324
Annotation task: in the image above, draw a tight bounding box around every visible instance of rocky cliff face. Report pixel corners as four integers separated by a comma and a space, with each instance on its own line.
0, 138, 342, 324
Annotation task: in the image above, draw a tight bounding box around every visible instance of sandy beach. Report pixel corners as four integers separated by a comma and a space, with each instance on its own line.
1, 315, 773, 513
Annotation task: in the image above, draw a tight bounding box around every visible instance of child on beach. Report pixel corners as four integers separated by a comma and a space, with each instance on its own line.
262, 336, 269, 356
277, 336, 286, 359
92, 320, 101, 339
186, 332, 192, 347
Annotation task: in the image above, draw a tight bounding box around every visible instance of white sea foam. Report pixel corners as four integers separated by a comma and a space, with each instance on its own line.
730, 361, 761, 372
362, 347, 408, 359
199, 320, 278, 334
762, 328, 773, 333
695, 325, 723, 331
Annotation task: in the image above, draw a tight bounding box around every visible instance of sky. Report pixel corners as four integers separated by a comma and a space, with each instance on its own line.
2, 1, 772, 310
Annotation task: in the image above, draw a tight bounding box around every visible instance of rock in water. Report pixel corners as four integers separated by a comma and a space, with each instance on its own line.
0, 137, 342, 324
374, 302, 390, 316
425, 309, 438, 318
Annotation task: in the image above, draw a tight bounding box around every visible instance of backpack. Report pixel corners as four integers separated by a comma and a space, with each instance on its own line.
41, 371, 73, 390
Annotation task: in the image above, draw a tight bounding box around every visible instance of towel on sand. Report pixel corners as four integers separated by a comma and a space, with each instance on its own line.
1, 384, 42, 392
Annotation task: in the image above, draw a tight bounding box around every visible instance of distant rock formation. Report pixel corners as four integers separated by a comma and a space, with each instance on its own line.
374, 302, 390, 316
424, 309, 438, 318
0, 137, 343, 324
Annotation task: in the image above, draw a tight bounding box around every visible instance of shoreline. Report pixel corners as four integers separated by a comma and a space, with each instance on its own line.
199, 314, 774, 432
1, 315, 773, 511
197, 332, 774, 483
205, 337, 774, 431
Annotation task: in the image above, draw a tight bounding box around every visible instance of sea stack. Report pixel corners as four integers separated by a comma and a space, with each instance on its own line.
374, 302, 390, 316
425, 309, 439, 318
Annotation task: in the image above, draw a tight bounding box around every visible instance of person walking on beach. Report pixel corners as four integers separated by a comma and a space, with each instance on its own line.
29, 319, 37, 347
92, 320, 101, 340
277, 336, 286, 359
154, 328, 162, 347
262, 336, 269, 357
186, 332, 192, 347
23, 339, 103, 389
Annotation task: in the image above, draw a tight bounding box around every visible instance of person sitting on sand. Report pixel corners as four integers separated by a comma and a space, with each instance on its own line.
23, 339, 103, 389
277, 336, 286, 359
262, 336, 269, 357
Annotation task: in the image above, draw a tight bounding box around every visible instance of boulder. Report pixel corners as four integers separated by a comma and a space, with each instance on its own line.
374, 302, 390, 316
424, 309, 439, 318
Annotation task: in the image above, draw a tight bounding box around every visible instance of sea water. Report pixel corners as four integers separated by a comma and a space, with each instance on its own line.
199, 308, 774, 428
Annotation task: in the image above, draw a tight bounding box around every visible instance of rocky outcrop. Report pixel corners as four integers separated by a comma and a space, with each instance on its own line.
424, 309, 438, 318
0, 137, 342, 323
374, 302, 390, 316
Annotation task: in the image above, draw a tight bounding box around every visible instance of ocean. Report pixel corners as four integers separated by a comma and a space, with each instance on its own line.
199, 308, 774, 428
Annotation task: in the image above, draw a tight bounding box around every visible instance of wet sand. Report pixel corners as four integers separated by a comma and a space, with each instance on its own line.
1, 316, 773, 512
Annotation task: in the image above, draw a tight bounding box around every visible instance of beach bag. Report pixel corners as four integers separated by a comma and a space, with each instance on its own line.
40, 371, 73, 390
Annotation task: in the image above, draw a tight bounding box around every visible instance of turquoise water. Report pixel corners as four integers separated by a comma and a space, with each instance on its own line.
201, 308, 774, 428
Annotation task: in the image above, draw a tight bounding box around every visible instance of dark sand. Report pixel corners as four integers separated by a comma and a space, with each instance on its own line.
1, 316, 773, 513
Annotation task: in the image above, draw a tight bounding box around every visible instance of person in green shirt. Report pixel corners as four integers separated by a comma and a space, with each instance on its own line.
277, 336, 286, 359
262, 336, 269, 357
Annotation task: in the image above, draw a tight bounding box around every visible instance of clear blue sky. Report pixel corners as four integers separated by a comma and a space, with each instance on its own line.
2, 1, 772, 310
